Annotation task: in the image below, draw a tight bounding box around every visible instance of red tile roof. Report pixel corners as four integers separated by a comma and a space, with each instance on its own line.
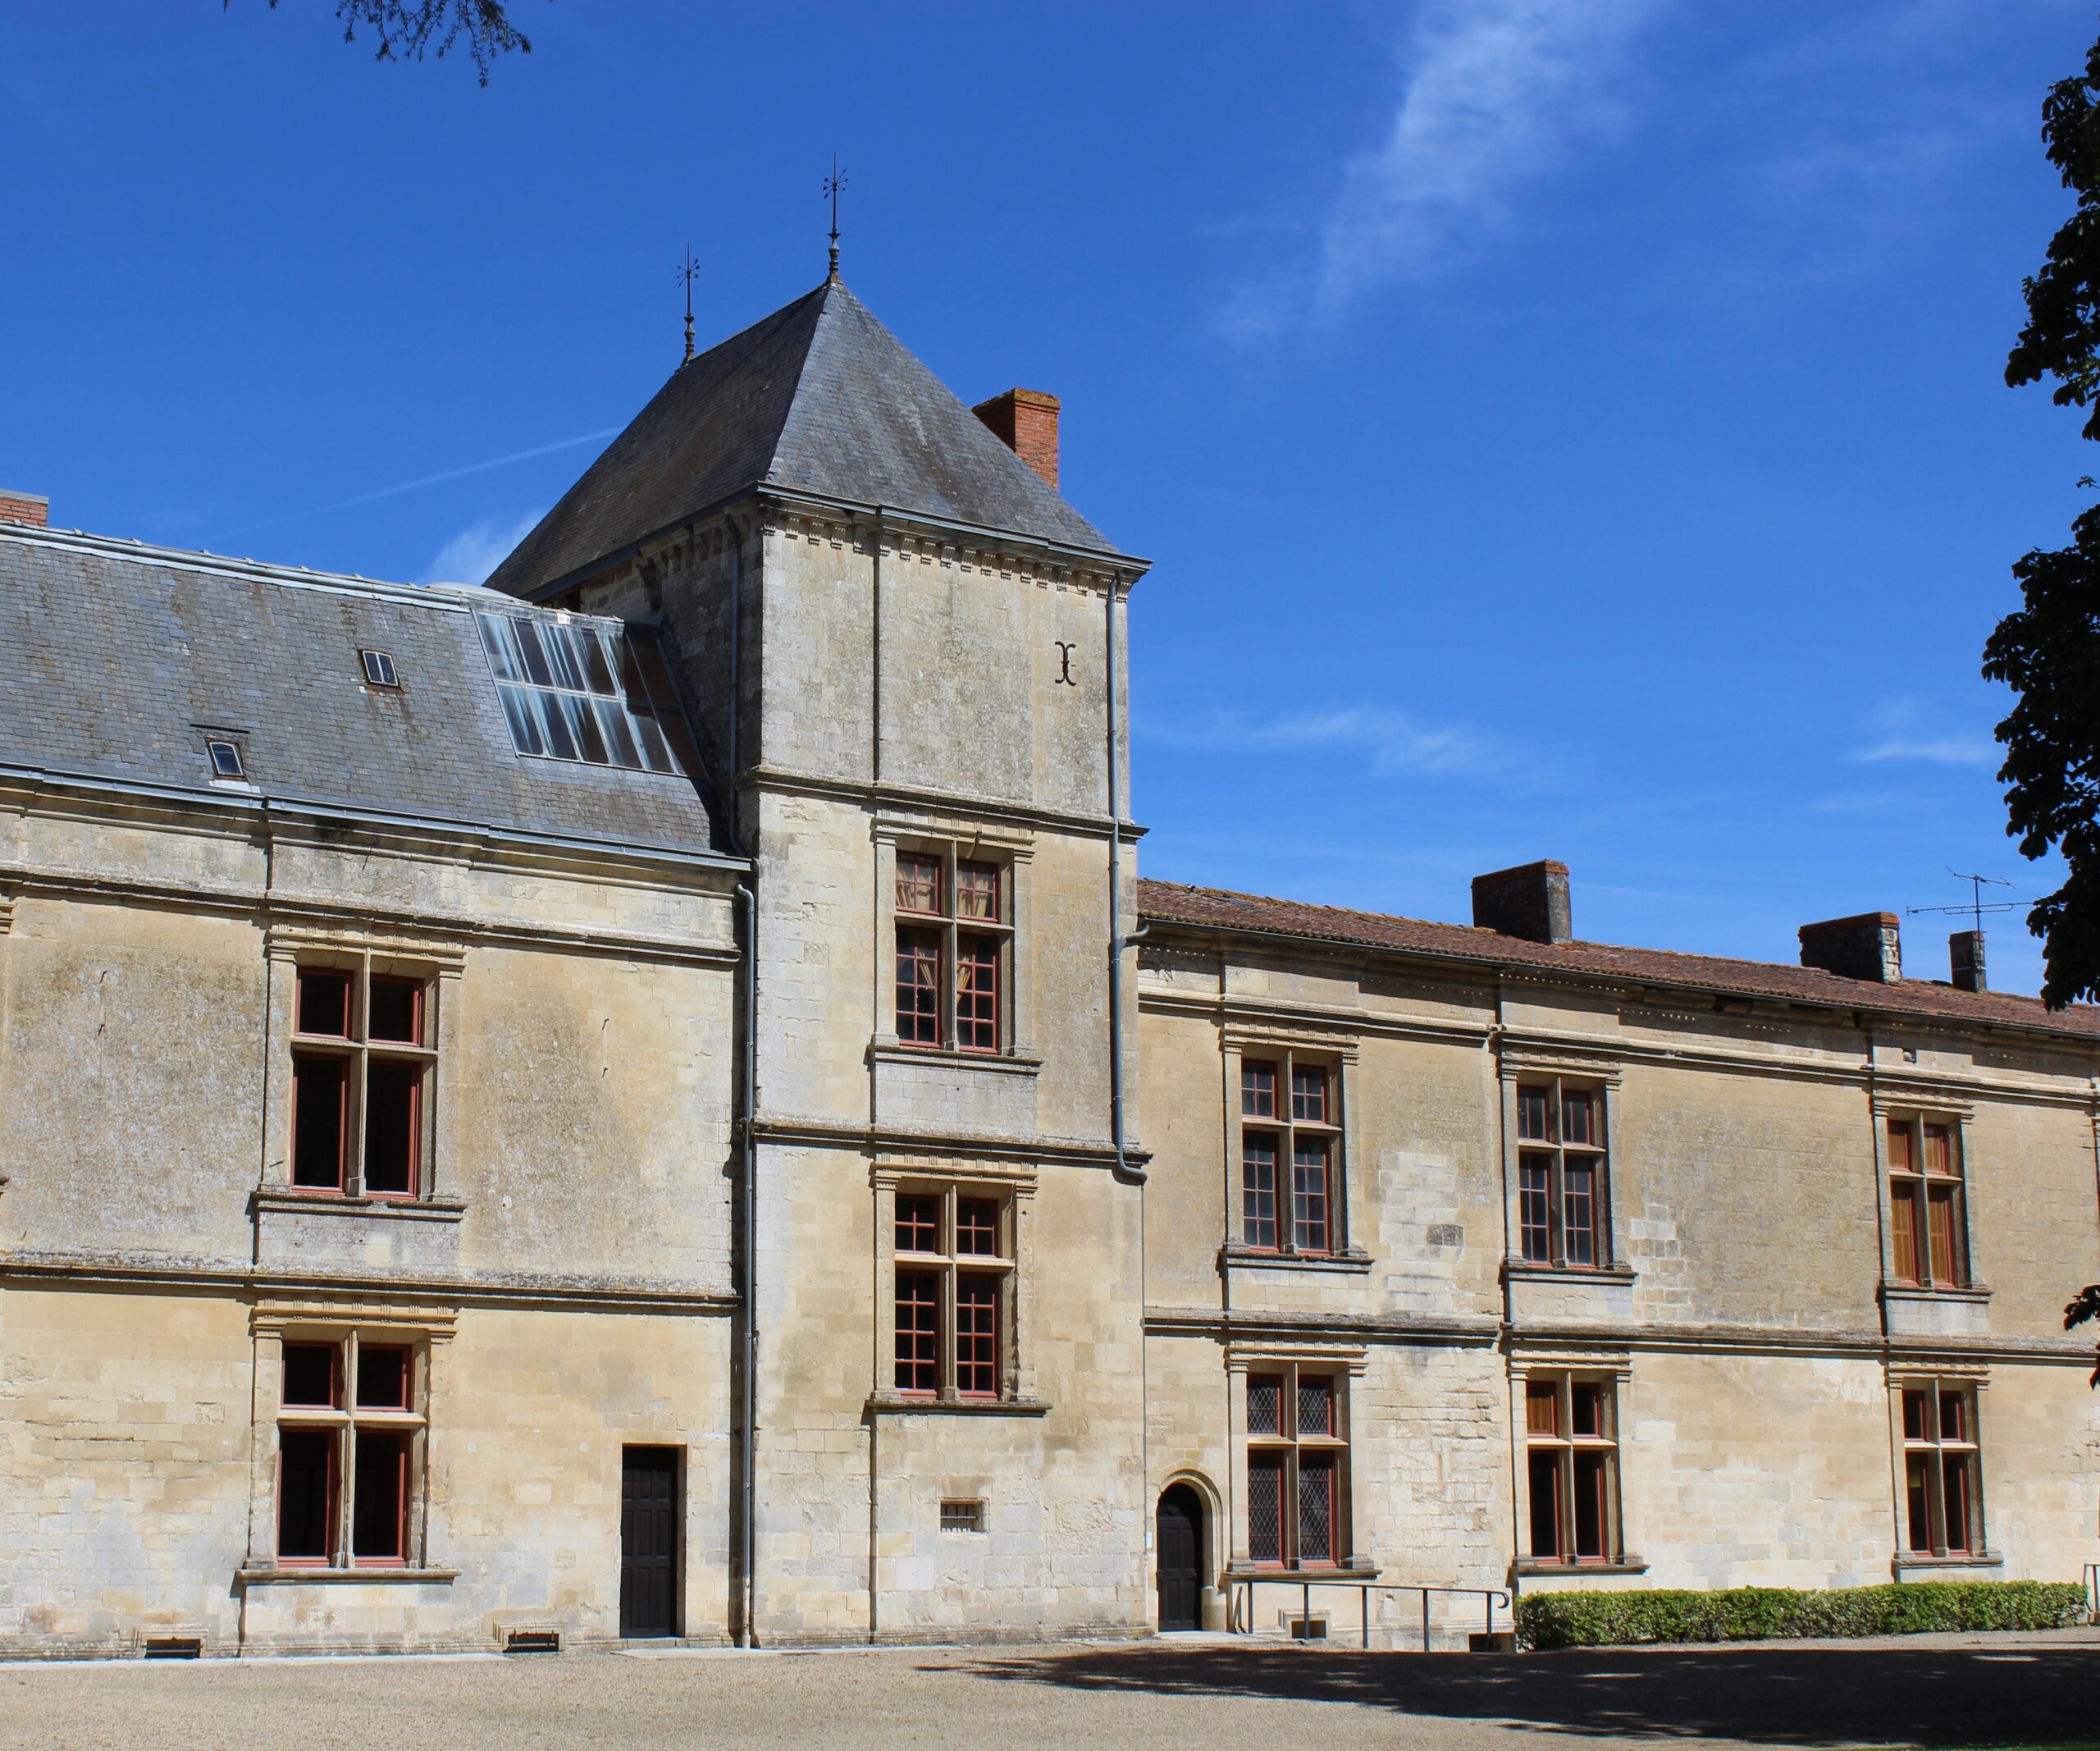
1135, 879, 2100, 1044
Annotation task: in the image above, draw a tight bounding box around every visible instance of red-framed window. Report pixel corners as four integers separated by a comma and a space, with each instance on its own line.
289, 965, 434, 1200
1244, 1365, 1349, 1568
896, 1193, 942, 1255
1239, 1053, 1343, 1255
894, 1273, 941, 1396
890, 1185, 1015, 1401
1514, 1081, 1609, 1270
955, 1277, 1000, 1397
276, 1333, 425, 1569
891, 849, 1011, 1054
1887, 1117, 1967, 1287
1901, 1381, 1983, 1556
1524, 1375, 1620, 1565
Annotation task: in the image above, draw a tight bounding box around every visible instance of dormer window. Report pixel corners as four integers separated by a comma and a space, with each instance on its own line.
206, 738, 246, 779
360, 649, 400, 689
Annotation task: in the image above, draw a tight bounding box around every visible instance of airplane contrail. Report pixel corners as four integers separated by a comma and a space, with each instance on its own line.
213, 427, 619, 542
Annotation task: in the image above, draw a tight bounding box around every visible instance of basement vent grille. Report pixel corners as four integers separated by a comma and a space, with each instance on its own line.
504, 1629, 561, 1655
144, 1637, 203, 1660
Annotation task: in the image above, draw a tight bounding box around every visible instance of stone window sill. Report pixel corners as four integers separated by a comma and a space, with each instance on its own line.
865, 1393, 1050, 1417
1514, 1557, 1649, 1577
1221, 1561, 1382, 1583
1881, 1282, 1993, 1304
868, 1041, 1043, 1077
1892, 1550, 2002, 1572
253, 1190, 467, 1223
1221, 1244, 1373, 1275
1504, 1261, 1637, 1286
236, 1564, 458, 1586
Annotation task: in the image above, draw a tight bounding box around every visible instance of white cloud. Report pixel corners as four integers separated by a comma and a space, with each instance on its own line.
1149, 704, 1507, 779
1218, 0, 1664, 337
424, 511, 542, 587
1855, 735, 1997, 768
1851, 698, 1998, 769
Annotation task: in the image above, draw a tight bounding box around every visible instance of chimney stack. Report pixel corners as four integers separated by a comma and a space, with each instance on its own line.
973, 389, 1060, 489
1949, 930, 1987, 993
1472, 860, 1573, 944
0, 490, 48, 528
1799, 912, 1902, 983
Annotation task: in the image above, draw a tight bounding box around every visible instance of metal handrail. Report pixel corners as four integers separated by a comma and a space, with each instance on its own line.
1229, 1575, 1512, 1651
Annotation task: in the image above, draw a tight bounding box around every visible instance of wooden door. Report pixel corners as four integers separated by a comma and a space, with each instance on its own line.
619, 1447, 680, 1638
1156, 1485, 1203, 1632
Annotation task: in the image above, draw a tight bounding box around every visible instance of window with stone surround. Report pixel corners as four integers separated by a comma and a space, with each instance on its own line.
1245, 1365, 1350, 1568
276, 1334, 427, 1568
893, 849, 1011, 1054
290, 963, 436, 1199
892, 1186, 1015, 1401
1901, 1380, 1984, 1557
1885, 1115, 1969, 1288
1515, 1079, 1610, 1270
1524, 1374, 1622, 1565
1240, 1054, 1344, 1255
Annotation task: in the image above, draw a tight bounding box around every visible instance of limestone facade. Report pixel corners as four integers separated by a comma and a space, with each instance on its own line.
4, 276, 2099, 1658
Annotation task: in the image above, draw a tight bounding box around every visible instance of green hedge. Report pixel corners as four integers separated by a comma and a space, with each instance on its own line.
1516, 1581, 2089, 1650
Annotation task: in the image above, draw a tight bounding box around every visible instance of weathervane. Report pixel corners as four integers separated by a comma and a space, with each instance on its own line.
824, 155, 848, 281
1906, 870, 2018, 937
678, 248, 701, 364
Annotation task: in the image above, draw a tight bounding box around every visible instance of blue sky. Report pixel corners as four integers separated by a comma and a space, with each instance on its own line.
3, 1, 2093, 993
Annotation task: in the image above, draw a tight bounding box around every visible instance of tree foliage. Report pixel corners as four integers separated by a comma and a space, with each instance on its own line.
237, 1, 536, 85
1995, 28, 2100, 1381
2070, 1282, 2100, 1384
1980, 507, 2100, 1008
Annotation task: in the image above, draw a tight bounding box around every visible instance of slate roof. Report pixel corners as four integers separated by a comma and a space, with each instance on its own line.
0, 523, 725, 860
1136, 878, 2100, 1044
487, 278, 1122, 599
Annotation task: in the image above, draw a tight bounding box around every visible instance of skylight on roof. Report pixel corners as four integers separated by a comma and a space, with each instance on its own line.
361, 649, 399, 688
206, 738, 246, 779
474, 610, 690, 776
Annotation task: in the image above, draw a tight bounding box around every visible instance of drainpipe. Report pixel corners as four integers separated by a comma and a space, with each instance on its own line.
1106, 573, 1146, 1185
722, 511, 760, 1649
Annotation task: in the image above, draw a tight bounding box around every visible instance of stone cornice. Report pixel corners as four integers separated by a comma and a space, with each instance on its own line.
751, 1116, 1145, 1173
0, 866, 738, 968
0, 1250, 737, 1315
744, 764, 1143, 843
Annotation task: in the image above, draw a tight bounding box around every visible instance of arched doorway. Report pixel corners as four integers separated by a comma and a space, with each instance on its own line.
1156, 1484, 1205, 1632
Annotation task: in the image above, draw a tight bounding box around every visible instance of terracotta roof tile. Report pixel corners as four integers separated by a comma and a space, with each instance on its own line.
1135, 878, 2100, 1044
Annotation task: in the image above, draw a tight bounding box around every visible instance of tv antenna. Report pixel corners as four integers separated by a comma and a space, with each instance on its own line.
1905, 870, 2018, 937
678, 248, 701, 364
824, 155, 848, 281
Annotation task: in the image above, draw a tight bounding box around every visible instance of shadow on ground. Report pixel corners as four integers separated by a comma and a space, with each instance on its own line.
952, 1643, 2100, 1744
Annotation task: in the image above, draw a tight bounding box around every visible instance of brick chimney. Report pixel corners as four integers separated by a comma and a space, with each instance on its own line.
1799, 912, 1901, 983
972, 389, 1060, 489
1949, 930, 1986, 993
1472, 860, 1573, 944
0, 490, 49, 528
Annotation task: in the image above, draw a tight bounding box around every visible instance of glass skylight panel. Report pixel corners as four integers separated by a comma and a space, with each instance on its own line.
474, 610, 687, 776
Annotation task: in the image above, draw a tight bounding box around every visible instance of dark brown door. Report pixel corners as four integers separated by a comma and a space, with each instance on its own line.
620, 1447, 680, 1638
1157, 1484, 1203, 1632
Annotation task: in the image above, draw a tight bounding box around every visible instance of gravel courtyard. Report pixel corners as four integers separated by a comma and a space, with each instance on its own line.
4, 1630, 2097, 1751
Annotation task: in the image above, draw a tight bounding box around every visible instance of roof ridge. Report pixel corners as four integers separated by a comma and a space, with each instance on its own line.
1136, 876, 2095, 1025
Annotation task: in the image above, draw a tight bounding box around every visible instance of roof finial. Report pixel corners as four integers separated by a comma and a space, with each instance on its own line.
678, 248, 700, 365
824, 154, 848, 281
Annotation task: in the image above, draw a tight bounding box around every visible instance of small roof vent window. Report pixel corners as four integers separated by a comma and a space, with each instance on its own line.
360, 649, 400, 689
206, 738, 246, 779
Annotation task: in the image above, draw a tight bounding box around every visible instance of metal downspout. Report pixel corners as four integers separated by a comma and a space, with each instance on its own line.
1106, 573, 1145, 1186
723, 512, 760, 1649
